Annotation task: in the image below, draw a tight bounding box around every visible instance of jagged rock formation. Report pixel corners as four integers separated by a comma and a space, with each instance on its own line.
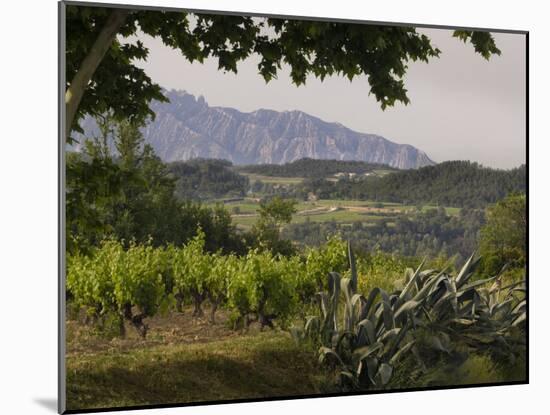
77, 90, 434, 169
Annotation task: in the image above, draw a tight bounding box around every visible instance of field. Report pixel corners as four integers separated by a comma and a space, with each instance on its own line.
213, 196, 460, 230
240, 172, 305, 185
66, 307, 329, 410
66, 271, 526, 411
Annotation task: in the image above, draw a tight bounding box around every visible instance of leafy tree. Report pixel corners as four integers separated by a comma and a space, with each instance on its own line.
66, 148, 124, 253
178, 201, 247, 255
66, 116, 182, 249
258, 196, 297, 225
479, 194, 527, 274
65, 4, 500, 141
252, 196, 297, 255
67, 117, 246, 253
168, 159, 249, 200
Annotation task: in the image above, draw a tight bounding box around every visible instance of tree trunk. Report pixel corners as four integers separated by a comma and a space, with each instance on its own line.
65, 9, 129, 140
191, 291, 205, 317
210, 300, 218, 324
175, 292, 184, 313
208, 292, 222, 324
256, 286, 276, 330
123, 303, 148, 338
118, 314, 126, 337
258, 313, 276, 330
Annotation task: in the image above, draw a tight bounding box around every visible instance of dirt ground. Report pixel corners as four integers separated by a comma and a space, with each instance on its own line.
66, 306, 265, 355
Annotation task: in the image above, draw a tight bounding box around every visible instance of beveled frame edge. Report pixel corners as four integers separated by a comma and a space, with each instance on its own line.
59, 1, 67, 413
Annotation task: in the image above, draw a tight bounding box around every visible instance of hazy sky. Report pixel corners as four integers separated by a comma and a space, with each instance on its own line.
134, 26, 526, 169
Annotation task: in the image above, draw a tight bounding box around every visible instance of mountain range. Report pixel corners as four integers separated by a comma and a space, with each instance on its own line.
76, 89, 435, 169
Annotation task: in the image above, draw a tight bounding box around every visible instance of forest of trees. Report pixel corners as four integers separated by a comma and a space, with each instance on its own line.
283, 207, 486, 263
290, 161, 526, 208
237, 158, 395, 178
168, 159, 249, 201
165, 158, 526, 211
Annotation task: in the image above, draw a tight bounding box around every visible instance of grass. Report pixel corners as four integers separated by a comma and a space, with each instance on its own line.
212, 197, 461, 230
242, 173, 304, 185
372, 169, 395, 177
231, 210, 385, 229
233, 216, 260, 229
67, 332, 328, 410
66, 308, 331, 411
293, 211, 384, 224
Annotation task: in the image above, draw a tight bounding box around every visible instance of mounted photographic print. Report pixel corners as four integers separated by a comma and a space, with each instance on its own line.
59, 1, 528, 413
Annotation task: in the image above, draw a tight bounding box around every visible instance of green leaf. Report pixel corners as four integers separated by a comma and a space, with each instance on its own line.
353, 342, 384, 362
377, 363, 393, 385
394, 300, 420, 319
319, 346, 344, 366
399, 259, 425, 300
389, 340, 415, 364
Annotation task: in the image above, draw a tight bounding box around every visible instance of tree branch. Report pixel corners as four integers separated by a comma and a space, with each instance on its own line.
65, 9, 129, 140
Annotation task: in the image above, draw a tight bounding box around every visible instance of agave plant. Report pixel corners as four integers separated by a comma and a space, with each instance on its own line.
293, 242, 526, 390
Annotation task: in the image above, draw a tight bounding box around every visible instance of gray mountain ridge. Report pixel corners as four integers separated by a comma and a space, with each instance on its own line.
77, 89, 435, 169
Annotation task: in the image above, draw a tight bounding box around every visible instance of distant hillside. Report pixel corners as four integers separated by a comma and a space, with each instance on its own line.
76, 89, 435, 169
167, 159, 248, 201
301, 161, 526, 208
237, 158, 396, 178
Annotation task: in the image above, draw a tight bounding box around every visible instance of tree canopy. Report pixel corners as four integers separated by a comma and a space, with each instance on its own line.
65, 117, 246, 254
479, 194, 527, 274
65, 4, 500, 141
251, 196, 298, 256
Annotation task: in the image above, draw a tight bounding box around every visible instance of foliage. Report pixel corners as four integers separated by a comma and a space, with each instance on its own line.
227, 250, 297, 330
292, 161, 526, 208
453, 30, 501, 59
251, 196, 298, 256
67, 244, 117, 320
238, 158, 395, 178
168, 158, 249, 201
207, 253, 240, 323
67, 239, 168, 338
172, 229, 211, 317
66, 118, 247, 255
480, 194, 527, 275
258, 196, 298, 224
66, 117, 180, 251
66, 4, 500, 140
178, 201, 247, 255
284, 206, 485, 263
293, 245, 526, 391
356, 252, 410, 294
304, 236, 350, 293
66, 150, 125, 253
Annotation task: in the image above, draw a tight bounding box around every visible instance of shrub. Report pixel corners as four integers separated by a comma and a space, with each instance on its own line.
228, 250, 297, 329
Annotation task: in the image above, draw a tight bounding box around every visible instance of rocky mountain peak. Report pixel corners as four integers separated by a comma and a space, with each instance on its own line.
77, 90, 435, 169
